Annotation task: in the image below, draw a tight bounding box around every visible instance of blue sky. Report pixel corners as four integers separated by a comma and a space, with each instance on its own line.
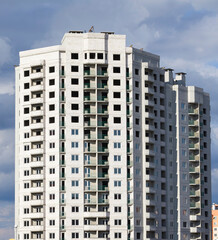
1, 0, 218, 238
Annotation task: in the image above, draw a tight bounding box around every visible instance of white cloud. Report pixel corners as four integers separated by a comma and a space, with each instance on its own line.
0, 38, 12, 66
0, 81, 14, 95
0, 201, 14, 240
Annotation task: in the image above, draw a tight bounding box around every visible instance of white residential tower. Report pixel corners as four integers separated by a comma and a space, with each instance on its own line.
15, 31, 211, 240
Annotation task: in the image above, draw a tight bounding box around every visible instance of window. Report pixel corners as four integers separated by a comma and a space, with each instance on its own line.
114, 181, 121, 187
49, 117, 55, 123
49, 130, 55, 136
135, 68, 139, 75
181, 114, 186, 120
72, 155, 79, 161
113, 54, 120, 60
71, 66, 79, 72
49, 168, 55, 174
24, 145, 29, 151
72, 168, 79, 174
115, 233, 122, 238
113, 79, 120, 86
49, 66, 55, 73
114, 168, 121, 174
71, 116, 79, 123
114, 130, 121, 136
135, 93, 139, 100
24, 208, 29, 214
113, 67, 120, 73
72, 193, 79, 199
114, 105, 121, 111
72, 219, 79, 225
114, 207, 122, 212
24, 132, 29, 138
114, 219, 122, 225
181, 103, 186, 109
24, 120, 29, 127
24, 83, 29, 89
72, 206, 79, 212
113, 92, 121, 98
71, 78, 78, 85
72, 181, 79, 187
24, 70, 30, 77
72, 142, 79, 148
49, 155, 55, 161
114, 194, 121, 199
97, 53, 103, 59
24, 95, 29, 102
23, 108, 29, 115
72, 129, 79, 135
114, 117, 121, 123
71, 53, 79, 59
71, 104, 79, 110
49, 92, 55, 98
49, 142, 55, 148
114, 155, 121, 161
24, 221, 29, 226
181, 126, 186, 133
135, 118, 139, 125
49, 233, 55, 239
72, 233, 79, 238
24, 233, 29, 239
49, 220, 55, 226
90, 53, 95, 59
49, 104, 55, 111
114, 142, 121, 148
49, 79, 55, 86
71, 91, 79, 97
24, 158, 29, 163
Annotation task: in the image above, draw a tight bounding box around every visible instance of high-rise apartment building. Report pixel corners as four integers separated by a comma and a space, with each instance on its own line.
15, 31, 211, 240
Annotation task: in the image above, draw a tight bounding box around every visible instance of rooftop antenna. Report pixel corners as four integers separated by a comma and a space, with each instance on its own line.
89, 26, 94, 32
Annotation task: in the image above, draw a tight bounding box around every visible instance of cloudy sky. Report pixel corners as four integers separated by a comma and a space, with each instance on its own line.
1, 0, 218, 238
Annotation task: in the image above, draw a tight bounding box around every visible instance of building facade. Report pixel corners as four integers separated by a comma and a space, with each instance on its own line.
15, 31, 211, 240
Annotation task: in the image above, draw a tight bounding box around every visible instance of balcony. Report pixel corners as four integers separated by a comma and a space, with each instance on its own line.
97, 96, 108, 101
97, 109, 108, 114
189, 154, 200, 161
97, 83, 108, 89
189, 143, 199, 149
189, 108, 198, 114
98, 160, 109, 166
190, 190, 200, 197
189, 120, 199, 126
84, 147, 96, 153
84, 69, 95, 76
98, 134, 108, 140
98, 198, 109, 204
190, 178, 200, 185
84, 173, 96, 179
126, 84, 132, 90
190, 202, 200, 208
97, 70, 108, 76
84, 186, 96, 191
98, 173, 109, 178
84, 108, 96, 115
98, 186, 109, 191
189, 166, 200, 173
98, 147, 108, 153
98, 121, 108, 127
84, 199, 96, 204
